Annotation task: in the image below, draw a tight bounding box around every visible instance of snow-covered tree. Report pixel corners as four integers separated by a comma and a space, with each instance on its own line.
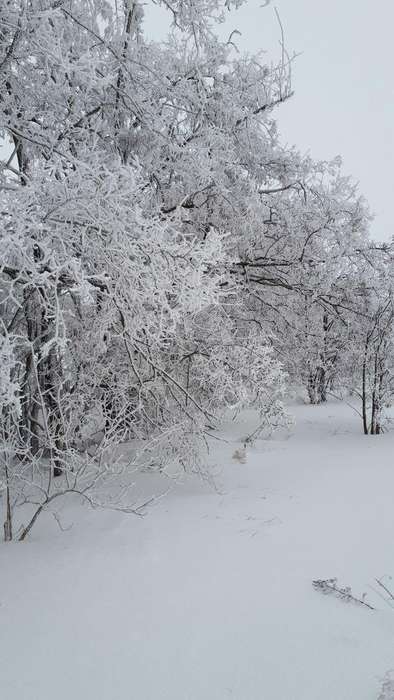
0, 0, 289, 539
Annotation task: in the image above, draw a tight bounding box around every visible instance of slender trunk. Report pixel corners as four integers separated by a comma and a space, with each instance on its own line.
18, 502, 46, 541
43, 345, 65, 477
317, 365, 327, 403
362, 338, 369, 435
370, 350, 379, 435
319, 314, 329, 404
375, 367, 385, 435
3, 470, 13, 542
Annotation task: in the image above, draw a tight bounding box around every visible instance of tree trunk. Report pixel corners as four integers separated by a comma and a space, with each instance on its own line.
362, 338, 369, 435
3, 477, 13, 542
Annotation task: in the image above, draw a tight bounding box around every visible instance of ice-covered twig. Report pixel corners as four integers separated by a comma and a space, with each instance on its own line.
375, 576, 394, 603
312, 578, 374, 610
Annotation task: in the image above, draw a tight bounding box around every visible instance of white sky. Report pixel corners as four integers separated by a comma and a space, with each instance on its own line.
145, 0, 394, 242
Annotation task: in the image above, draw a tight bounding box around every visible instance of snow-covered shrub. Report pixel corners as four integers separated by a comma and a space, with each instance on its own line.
378, 673, 394, 700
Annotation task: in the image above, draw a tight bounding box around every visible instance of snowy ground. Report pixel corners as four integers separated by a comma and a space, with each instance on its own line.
2, 401, 394, 700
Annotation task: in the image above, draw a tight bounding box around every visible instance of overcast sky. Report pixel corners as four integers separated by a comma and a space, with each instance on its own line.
146, 0, 394, 242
